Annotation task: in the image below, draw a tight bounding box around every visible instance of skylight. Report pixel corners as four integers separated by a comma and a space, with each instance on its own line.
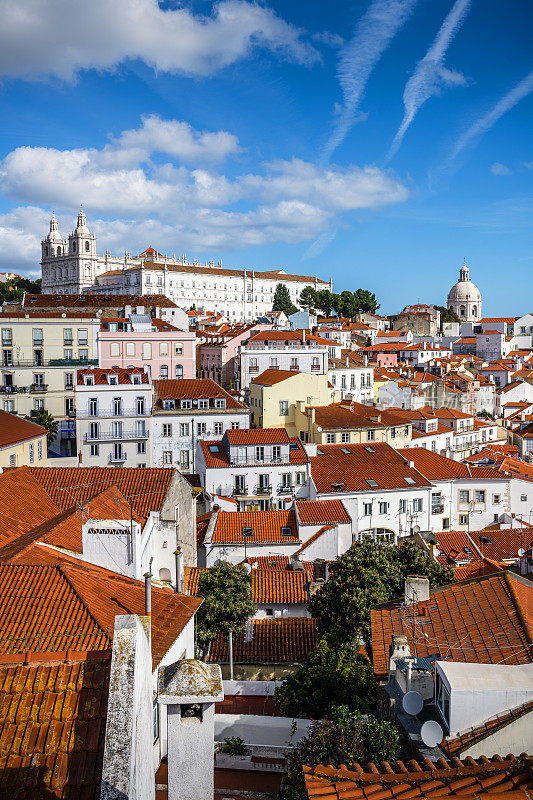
341, 448, 351, 454
404, 477, 416, 485
365, 479, 379, 487
208, 445, 219, 453
317, 448, 324, 455
281, 527, 293, 537
289, 443, 299, 451
365, 446, 376, 453
242, 527, 253, 538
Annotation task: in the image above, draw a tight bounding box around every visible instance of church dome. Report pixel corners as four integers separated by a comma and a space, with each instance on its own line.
46, 213, 62, 243
75, 206, 90, 235
447, 261, 481, 303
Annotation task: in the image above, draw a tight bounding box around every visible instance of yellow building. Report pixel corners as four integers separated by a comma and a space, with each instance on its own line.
0, 409, 48, 467
249, 369, 338, 436
0, 311, 100, 455
293, 401, 412, 447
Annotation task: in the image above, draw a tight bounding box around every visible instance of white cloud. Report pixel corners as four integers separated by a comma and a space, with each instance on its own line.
323, 0, 420, 161
449, 70, 533, 164
388, 0, 471, 161
0, 116, 409, 272
491, 162, 512, 176
0, 0, 320, 81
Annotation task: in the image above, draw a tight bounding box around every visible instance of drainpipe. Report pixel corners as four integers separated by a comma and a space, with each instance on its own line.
174, 547, 183, 593
144, 569, 152, 616
228, 629, 234, 681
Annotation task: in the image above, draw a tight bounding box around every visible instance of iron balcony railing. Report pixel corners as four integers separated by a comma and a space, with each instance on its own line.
49, 358, 97, 367
30, 383, 48, 393
255, 485, 272, 495
84, 430, 149, 442
232, 486, 249, 496
76, 409, 147, 418
108, 452, 127, 464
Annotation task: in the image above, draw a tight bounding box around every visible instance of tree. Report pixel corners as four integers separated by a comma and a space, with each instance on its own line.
434, 304, 460, 329
195, 561, 255, 655
299, 286, 317, 313
274, 639, 376, 719
283, 705, 399, 800
316, 289, 335, 318
340, 290, 356, 318
308, 537, 453, 645
31, 410, 57, 447
272, 283, 298, 316
0, 276, 41, 304
353, 289, 380, 314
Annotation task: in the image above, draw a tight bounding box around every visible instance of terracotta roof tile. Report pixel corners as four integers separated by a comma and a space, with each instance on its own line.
23, 293, 178, 308
184, 566, 308, 604
154, 378, 244, 409
0, 467, 61, 550
296, 500, 351, 526
0, 557, 201, 666
309, 403, 408, 431
0, 411, 47, 449
241, 555, 314, 575
311, 443, 432, 494
211, 510, 299, 544
0, 652, 111, 799
250, 369, 301, 386
28, 466, 175, 520
207, 617, 316, 664
303, 756, 533, 800
226, 427, 291, 445
77, 367, 149, 385
370, 572, 533, 681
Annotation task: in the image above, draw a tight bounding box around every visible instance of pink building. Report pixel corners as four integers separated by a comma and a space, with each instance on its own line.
197, 323, 273, 388
99, 314, 196, 380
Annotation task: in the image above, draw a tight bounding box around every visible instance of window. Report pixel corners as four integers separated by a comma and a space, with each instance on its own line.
399, 499, 407, 514
379, 501, 388, 515
175, 344, 183, 355
180, 451, 190, 470
231, 421, 239, 429
33, 328, 43, 346
214, 398, 226, 409
281, 473, 292, 488
65, 372, 74, 389
295, 472, 306, 485
113, 397, 122, 416
404, 476, 416, 485
163, 451, 173, 464
175, 364, 183, 379
108, 375, 117, 385
38, 440, 43, 460
272, 445, 281, 461
366, 479, 379, 487
65, 397, 74, 415
9, 454, 16, 467
34, 398, 44, 411
3, 399, 14, 412
326, 433, 336, 444
459, 490, 470, 504
341, 432, 350, 443
256, 446, 265, 461
159, 342, 169, 356
279, 400, 289, 416
142, 342, 152, 360
475, 490, 485, 504
90, 443, 99, 456
162, 424, 172, 437
363, 502, 372, 516
29, 443, 34, 464
413, 498, 423, 513
160, 365, 168, 378
2, 350, 12, 367
63, 328, 72, 345
493, 494, 501, 504
214, 422, 223, 435
137, 442, 146, 454
290, 358, 298, 370
112, 421, 123, 439
63, 349, 73, 361
110, 342, 120, 357
270, 357, 278, 368
391, 427, 396, 439
179, 423, 190, 436
367, 430, 375, 442
1, 328, 12, 346
89, 398, 98, 416
89, 421, 99, 440
459, 514, 468, 525
521, 494, 527, 502
198, 399, 209, 410
135, 397, 145, 415
197, 422, 206, 435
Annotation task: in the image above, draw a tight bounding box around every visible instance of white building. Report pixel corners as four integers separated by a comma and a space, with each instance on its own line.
328, 352, 374, 403
75, 367, 153, 467
196, 428, 311, 511
152, 378, 249, 473
239, 330, 336, 389
41, 210, 333, 322
447, 261, 482, 322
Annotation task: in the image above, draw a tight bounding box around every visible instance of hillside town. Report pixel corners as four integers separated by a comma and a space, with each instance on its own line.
0, 208, 530, 799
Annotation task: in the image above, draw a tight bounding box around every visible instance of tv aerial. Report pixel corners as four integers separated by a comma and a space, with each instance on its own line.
420, 720, 444, 748
402, 691, 423, 716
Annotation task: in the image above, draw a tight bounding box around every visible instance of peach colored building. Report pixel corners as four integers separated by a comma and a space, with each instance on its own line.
98, 314, 196, 380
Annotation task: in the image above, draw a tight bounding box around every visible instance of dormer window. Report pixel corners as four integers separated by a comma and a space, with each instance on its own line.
85, 375, 94, 386
198, 399, 209, 410
108, 375, 118, 385
214, 398, 226, 409
181, 399, 192, 409
163, 400, 174, 410
131, 374, 141, 385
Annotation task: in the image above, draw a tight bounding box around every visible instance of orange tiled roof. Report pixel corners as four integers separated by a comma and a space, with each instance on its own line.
309, 403, 408, 431
242, 555, 314, 575
446, 700, 533, 754
211, 510, 299, 543
370, 572, 533, 681
469, 528, 533, 562
184, 566, 308, 604
296, 499, 350, 526
0, 558, 201, 666
28, 466, 175, 520
0, 467, 61, 550
200, 435, 309, 467
0, 652, 111, 799
0, 410, 47, 449
226, 427, 291, 445
206, 617, 316, 663
250, 368, 300, 386
23, 292, 178, 308
400, 448, 504, 481
77, 367, 149, 385
310, 442, 432, 494
153, 378, 245, 409
303, 755, 533, 800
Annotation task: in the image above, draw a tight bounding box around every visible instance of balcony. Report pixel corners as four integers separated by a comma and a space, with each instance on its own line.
249, 366, 260, 373
278, 484, 294, 494
84, 429, 149, 443
30, 383, 48, 393
431, 504, 444, 514
49, 358, 97, 367
0, 386, 27, 394
76, 409, 144, 418
108, 452, 127, 464
310, 364, 321, 371
255, 485, 272, 495
232, 486, 249, 496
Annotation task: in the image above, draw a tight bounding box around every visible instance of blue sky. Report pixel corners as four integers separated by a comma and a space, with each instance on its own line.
0, 0, 531, 315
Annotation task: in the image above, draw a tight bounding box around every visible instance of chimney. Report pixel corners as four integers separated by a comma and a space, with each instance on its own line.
125, 304, 132, 316
404, 575, 429, 605
174, 547, 183, 593
345, 354, 349, 367
144, 571, 152, 615
388, 634, 410, 680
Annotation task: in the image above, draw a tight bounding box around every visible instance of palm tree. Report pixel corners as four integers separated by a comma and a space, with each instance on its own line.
31, 409, 58, 447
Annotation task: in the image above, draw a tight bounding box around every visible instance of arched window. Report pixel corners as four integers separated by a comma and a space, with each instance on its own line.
142, 342, 152, 360
460, 305, 465, 317
175, 364, 183, 379
85, 241, 90, 252
72, 241, 76, 252
126, 342, 135, 356
45, 246, 49, 257
472, 305, 477, 317
159, 342, 169, 356
56, 246, 61, 257
110, 342, 120, 357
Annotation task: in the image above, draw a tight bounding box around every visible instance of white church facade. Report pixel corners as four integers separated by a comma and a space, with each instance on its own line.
447, 260, 482, 322
41, 209, 333, 322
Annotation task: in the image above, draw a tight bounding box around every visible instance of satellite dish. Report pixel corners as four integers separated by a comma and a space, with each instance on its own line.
420, 720, 443, 748
402, 691, 423, 716
518, 548, 526, 557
